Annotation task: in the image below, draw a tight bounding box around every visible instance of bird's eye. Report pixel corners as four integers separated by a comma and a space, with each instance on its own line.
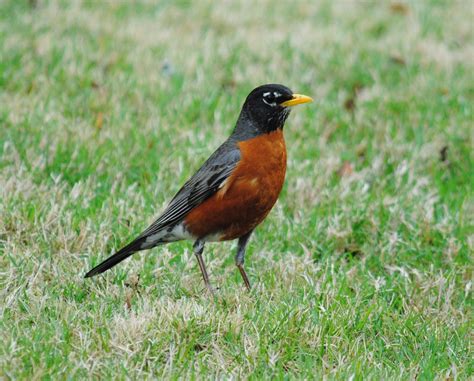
262, 92, 277, 106
263, 92, 275, 101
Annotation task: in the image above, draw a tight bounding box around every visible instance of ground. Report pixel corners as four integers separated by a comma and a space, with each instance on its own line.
0, 0, 473, 379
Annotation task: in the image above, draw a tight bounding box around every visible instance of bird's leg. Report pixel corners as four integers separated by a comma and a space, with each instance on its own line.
235, 230, 253, 291
193, 240, 214, 294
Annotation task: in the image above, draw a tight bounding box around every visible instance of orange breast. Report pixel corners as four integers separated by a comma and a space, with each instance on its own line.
185, 129, 287, 241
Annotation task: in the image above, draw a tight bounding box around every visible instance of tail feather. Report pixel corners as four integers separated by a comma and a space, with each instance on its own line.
84, 238, 146, 278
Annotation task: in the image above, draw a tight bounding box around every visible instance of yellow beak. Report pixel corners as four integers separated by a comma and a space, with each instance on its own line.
280, 93, 313, 107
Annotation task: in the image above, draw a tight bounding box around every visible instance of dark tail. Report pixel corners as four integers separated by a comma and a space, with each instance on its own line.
84, 237, 146, 278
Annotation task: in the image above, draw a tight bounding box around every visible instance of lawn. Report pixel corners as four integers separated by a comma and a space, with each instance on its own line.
0, 0, 473, 379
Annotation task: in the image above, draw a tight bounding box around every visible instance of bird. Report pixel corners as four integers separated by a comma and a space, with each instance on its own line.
85, 84, 312, 292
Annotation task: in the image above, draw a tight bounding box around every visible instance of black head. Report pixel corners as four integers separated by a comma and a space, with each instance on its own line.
233, 84, 312, 140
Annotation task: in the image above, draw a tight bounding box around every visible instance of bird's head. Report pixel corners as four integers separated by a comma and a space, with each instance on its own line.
236, 84, 312, 136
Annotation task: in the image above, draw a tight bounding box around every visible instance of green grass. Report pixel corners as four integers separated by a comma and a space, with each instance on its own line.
1, 0, 473, 379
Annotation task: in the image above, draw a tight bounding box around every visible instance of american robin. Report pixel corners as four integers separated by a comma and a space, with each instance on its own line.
85, 84, 312, 292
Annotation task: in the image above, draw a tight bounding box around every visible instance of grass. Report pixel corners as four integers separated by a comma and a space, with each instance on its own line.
0, 0, 473, 379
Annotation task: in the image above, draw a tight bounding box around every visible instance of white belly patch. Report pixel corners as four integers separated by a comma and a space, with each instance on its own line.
140, 223, 195, 248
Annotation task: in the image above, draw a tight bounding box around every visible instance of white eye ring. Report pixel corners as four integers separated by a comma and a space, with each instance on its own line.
263, 91, 278, 107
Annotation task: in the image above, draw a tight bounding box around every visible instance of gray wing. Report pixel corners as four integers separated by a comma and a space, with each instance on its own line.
137, 140, 241, 239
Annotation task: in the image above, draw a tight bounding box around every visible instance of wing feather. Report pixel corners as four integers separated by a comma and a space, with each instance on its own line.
137, 140, 241, 239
